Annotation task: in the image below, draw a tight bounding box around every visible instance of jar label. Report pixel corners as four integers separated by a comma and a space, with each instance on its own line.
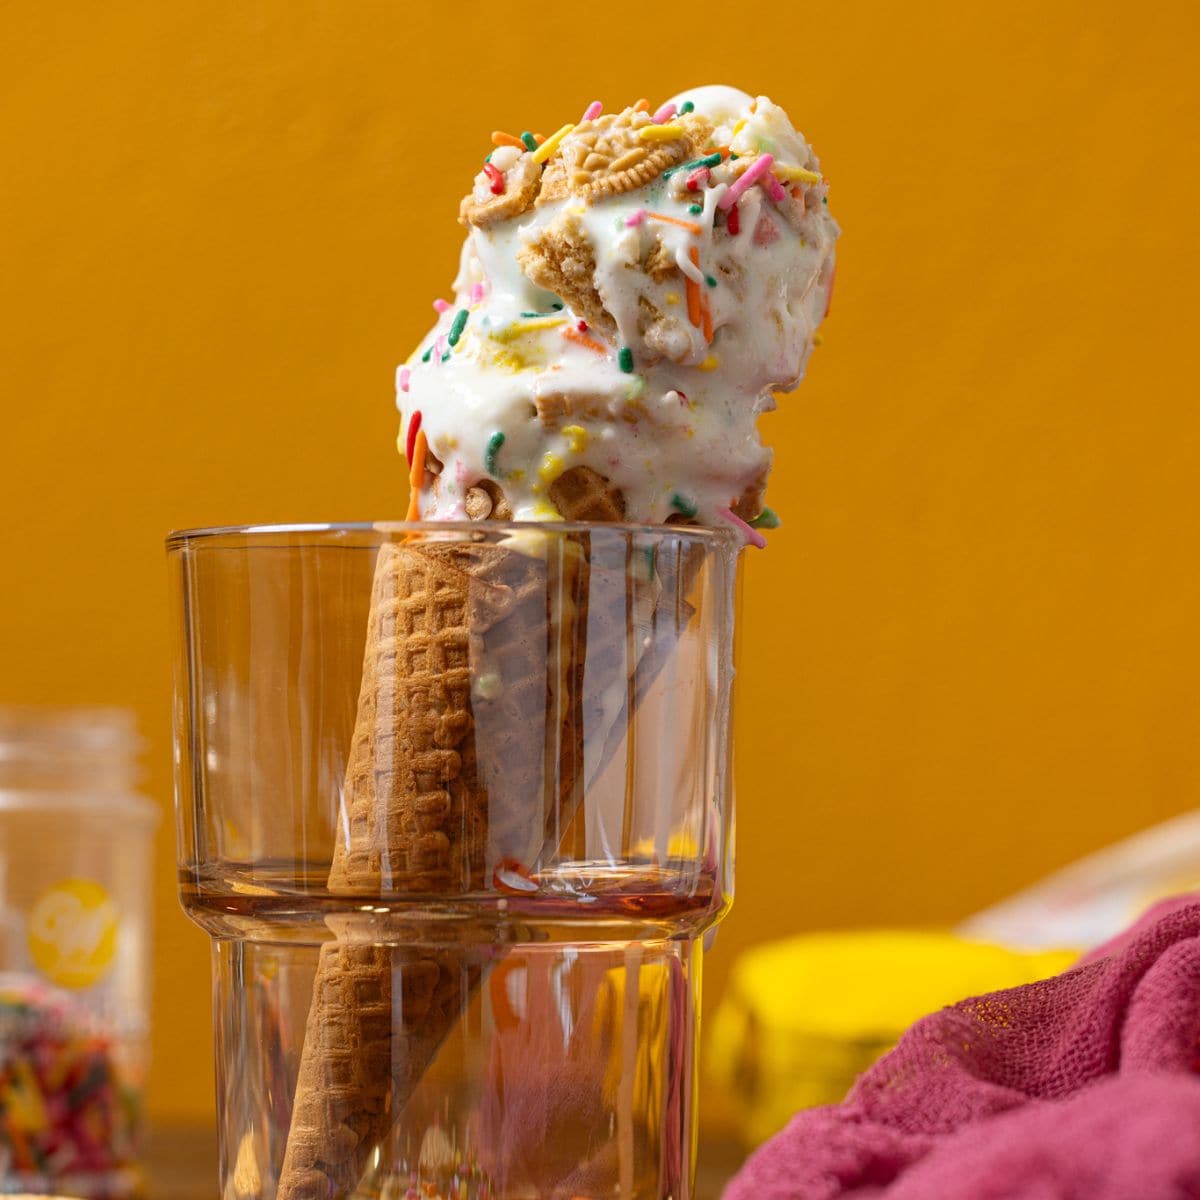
26, 878, 119, 989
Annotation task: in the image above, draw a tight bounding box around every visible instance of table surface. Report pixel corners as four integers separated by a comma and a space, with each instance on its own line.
145, 1125, 746, 1199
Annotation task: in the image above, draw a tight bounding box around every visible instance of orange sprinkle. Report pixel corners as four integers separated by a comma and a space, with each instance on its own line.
686, 247, 701, 330
491, 130, 524, 149
633, 98, 650, 112
701, 287, 713, 343
713, 145, 731, 159
645, 211, 703, 235
562, 325, 608, 355
405, 429, 427, 522
534, 132, 546, 143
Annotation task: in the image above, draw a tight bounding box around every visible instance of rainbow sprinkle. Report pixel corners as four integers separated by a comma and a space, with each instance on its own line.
664, 152, 722, 178
433, 298, 451, 313
448, 309, 469, 346
532, 122, 574, 164
625, 208, 647, 227
652, 101, 678, 124
640, 123, 685, 141
520, 131, 539, 151
719, 506, 768, 549
484, 431, 505, 475
749, 507, 781, 529
399, 367, 411, 393
618, 346, 634, 373
582, 100, 603, 121
405, 410, 422, 463
679, 100, 695, 114
482, 161, 505, 194
670, 493, 698, 518
491, 130, 525, 149
718, 154, 775, 210
774, 163, 823, 185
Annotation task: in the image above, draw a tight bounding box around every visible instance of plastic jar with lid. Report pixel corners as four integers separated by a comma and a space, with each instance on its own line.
0, 706, 158, 1200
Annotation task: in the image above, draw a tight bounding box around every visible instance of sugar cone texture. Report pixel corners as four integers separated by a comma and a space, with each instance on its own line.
277, 469, 702, 1200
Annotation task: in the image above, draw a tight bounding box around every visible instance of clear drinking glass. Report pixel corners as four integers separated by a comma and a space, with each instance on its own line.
169, 522, 740, 1200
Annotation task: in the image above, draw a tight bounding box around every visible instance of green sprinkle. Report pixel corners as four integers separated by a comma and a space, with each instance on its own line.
688, 203, 703, 215
705, 274, 718, 288
617, 346, 634, 373
749, 506, 781, 530
520, 131, 539, 152
822, 196, 828, 205
448, 308, 469, 346
642, 544, 658, 578
441, 351, 451, 362
552, 301, 564, 309
421, 346, 433, 363
663, 152, 722, 178
485, 151, 494, 163
670, 493, 698, 519
484, 431, 505, 475
679, 100, 695, 114
730, 152, 740, 160
519, 310, 557, 318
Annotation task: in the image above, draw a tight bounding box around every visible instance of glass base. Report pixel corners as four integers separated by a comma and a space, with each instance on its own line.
206, 867, 709, 1200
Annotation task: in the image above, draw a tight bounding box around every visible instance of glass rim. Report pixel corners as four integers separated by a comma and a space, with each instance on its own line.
165, 519, 743, 551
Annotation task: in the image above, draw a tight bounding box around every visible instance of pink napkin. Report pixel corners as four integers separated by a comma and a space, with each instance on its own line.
725, 896, 1200, 1199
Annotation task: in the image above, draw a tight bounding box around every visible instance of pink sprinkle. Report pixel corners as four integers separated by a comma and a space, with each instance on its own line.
433, 298, 451, 313
718, 506, 767, 549
718, 153, 775, 210
625, 208, 646, 227
685, 166, 710, 191
652, 101, 677, 124
434, 334, 447, 360
399, 368, 411, 393
765, 172, 788, 202
582, 100, 603, 121
470, 281, 486, 303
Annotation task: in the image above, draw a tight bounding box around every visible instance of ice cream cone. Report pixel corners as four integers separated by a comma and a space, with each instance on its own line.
277, 470, 682, 1200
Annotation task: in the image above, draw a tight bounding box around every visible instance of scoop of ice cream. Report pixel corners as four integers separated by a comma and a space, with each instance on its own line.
397, 86, 839, 540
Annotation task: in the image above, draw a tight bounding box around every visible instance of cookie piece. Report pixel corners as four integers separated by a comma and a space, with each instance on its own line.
537, 109, 711, 205
533, 390, 610, 426
460, 150, 542, 229
517, 210, 613, 337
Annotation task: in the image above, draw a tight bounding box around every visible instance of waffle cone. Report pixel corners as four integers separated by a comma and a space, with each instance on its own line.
278, 469, 700, 1200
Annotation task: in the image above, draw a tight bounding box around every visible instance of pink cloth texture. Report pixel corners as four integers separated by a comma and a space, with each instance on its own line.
724, 896, 1200, 1200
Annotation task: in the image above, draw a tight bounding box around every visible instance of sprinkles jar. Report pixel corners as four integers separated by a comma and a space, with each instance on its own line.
0, 707, 157, 1199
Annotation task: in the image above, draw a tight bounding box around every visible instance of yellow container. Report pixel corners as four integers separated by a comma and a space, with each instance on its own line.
707, 930, 1077, 1147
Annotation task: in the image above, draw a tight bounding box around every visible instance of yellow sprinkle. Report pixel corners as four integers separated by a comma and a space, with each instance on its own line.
774, 163, 823, 184
639, 123, 685, 141
699, 354, 720, 371
508, 469, 526, 482
665, 292, 680, 305
538, 452, 566, 484
532, 122, 575, 164
813, 333, 825, 347
490, 316, 566, 343
562, 424, 589, 453
529, 501, 563, 522
395, 432, 405, 455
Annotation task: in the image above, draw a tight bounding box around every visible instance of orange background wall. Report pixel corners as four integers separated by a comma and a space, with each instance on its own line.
2, 2, 1198, 1124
